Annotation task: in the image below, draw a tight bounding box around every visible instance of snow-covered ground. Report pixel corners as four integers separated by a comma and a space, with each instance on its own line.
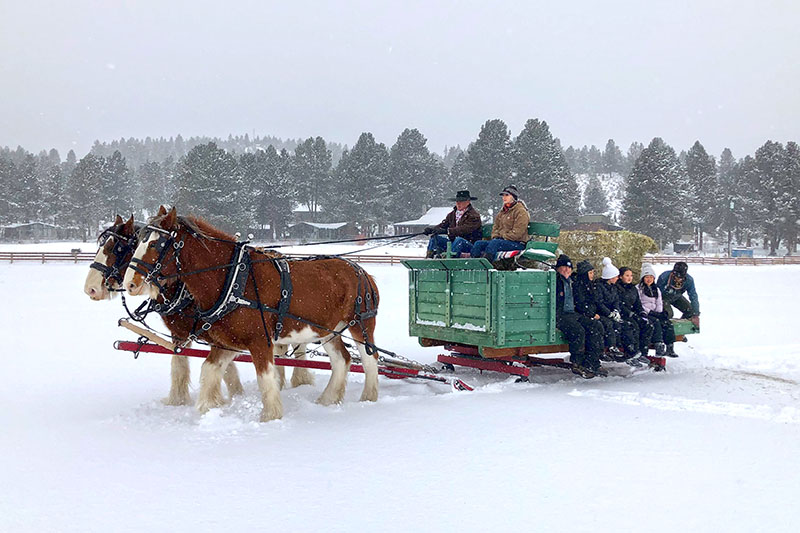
1, 260, 799, 532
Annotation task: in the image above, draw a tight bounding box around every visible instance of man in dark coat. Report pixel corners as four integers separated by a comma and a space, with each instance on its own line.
423, 190, 482, 258
555, 254, 606, 378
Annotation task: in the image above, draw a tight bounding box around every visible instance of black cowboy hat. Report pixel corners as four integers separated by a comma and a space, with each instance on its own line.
449, 190, 478, 202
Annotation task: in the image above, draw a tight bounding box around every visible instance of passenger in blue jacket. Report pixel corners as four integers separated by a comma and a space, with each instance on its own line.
657, 261, 700, 327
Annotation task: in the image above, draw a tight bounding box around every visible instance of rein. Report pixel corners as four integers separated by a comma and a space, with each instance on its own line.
263, 231, 425, 249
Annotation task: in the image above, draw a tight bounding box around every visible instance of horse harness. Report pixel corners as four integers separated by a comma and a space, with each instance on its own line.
91, 227, 141, 289
131, 225, 378, 353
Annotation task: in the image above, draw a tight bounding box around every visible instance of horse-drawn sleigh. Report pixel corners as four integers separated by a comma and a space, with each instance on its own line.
85, 207, 698, 421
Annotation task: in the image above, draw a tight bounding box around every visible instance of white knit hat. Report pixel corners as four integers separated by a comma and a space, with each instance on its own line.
601, 257, 619, 279
640, 262, 657, 279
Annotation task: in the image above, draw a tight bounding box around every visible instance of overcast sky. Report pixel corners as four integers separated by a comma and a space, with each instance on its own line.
1, 0, 798, 159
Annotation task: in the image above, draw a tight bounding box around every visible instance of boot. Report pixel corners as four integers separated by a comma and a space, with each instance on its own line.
664, 344, 678, 358
571, 363, 595, 379
608, 346, 624, 359
655, 342, 667, 356
425, 250, 435, 259
593, 364, 609, 377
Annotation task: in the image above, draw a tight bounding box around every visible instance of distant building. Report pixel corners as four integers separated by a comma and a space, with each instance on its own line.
292, 204, 324, 223
0, 222, 81, 242
392, 207, 453, 236
561, 214, 623, 232
286, 221, 359, 241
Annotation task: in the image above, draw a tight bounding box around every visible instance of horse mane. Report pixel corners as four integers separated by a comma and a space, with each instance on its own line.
145, 212, 237, 243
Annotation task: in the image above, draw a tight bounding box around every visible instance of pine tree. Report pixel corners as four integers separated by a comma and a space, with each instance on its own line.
583, 175, 608, 214
442, 146, 464, 170
754, 141, 789, 255
0, 156, 18, 224
625, 142, 644, 176
587, 145, 603, 175
512, 119, 579, 223
784, 142, 800, 254
174, 142, 242, 233
241, 146, 295, 239
100, 151, 134, 220
326, 133, 390, 234
602, 139, 624, 175
717, 148, 740, 250
685, 141, 718, 250
292, 137, 332, 217
66, 154, 105, 240
464, 119, 512, 206
139, 160, 170, 216
17, 154, 42, 222
622, 138, 684, 248
386, 128, 445, 222
735, 155, 767, 247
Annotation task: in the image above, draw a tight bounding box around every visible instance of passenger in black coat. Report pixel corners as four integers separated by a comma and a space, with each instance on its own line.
554, 255, 605, 377
616, 267, 654, 357
594, 264, 625, 356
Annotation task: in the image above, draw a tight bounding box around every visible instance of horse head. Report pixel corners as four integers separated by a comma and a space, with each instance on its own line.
84, 214, 139, 300
123, 205, 185, 298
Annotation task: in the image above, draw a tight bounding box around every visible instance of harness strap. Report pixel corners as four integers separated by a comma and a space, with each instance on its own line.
272, 259, 292, 341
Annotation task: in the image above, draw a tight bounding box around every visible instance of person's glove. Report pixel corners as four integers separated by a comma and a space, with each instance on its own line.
690, 315, 700, 328
423, 226, 435, 235
433, 227, 447, 235
609, 310, 623, 323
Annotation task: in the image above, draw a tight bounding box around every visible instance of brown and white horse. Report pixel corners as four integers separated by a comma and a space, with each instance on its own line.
123, 207, 380, 421
84, 214, 313, 407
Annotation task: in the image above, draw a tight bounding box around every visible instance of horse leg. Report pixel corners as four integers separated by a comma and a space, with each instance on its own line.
273, 344, 288, 390
195, 347, 236, 413
163, 354, 192, 406
290, 344, 315, 387
250, 344, 282, 422
317, 334, 351, 406
222, 360, 244, 398
351, 324, 379, 402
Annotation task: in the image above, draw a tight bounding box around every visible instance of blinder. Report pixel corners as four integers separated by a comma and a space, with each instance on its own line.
91, 229, 139, 289
129, 225, 183, 293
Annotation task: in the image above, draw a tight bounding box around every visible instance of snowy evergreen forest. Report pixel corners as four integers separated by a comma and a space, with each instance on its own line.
1, 119, 798, 254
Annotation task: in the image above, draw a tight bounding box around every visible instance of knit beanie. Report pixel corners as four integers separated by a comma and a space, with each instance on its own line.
576, 260, 594, 275
640, 262, 657, 279
601, 257, 619, 280
555, 254, 573, 269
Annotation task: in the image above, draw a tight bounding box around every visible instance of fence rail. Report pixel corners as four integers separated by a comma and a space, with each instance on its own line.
1, 250, 800, 266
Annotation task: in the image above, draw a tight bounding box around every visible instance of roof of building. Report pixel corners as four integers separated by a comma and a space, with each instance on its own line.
288, 221, 349, 230
394, 207, 452, 226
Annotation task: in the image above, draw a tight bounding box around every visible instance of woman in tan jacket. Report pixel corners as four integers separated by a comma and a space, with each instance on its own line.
470, 185, 530, 260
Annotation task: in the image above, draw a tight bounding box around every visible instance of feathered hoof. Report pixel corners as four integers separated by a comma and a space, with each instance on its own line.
225, 382, 244, 397
162, 392, 192, 407
359, 387, 378, 402
195, 394, 226, 413
291, 368, 315, 388
259, 405, 283, 422
315, 391, 345, 406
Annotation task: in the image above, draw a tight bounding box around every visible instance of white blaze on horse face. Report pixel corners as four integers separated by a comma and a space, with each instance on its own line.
84, 242, 111, 301
123, 232, 159, 296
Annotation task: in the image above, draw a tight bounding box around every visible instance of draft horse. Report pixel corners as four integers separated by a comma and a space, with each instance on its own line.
83, 215, 246, 405
123, 207, 380, 421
